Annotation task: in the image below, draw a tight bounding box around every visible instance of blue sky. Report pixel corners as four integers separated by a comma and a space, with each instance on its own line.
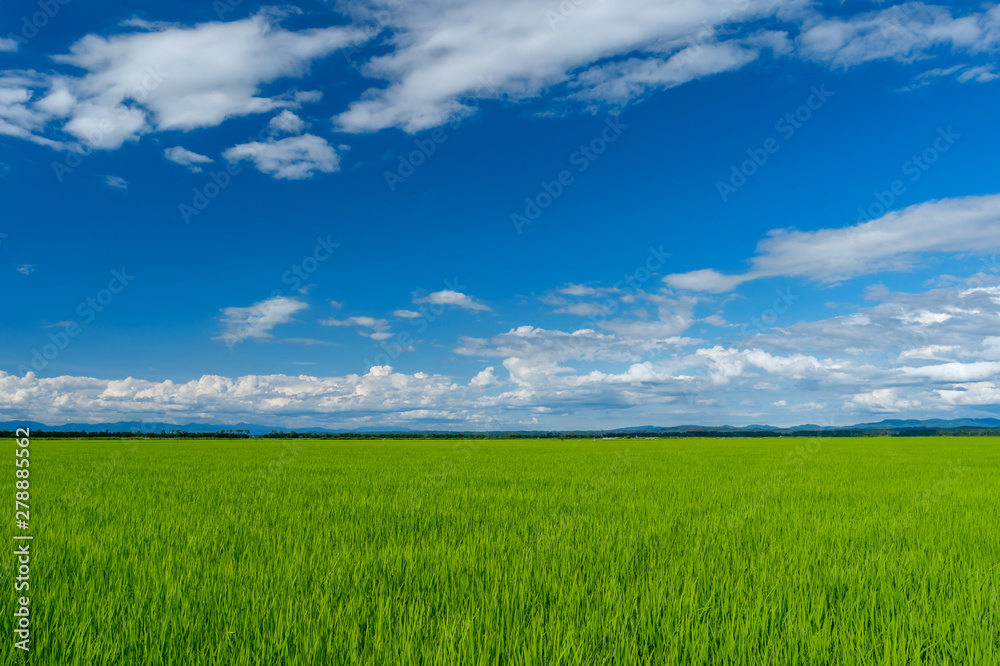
2, 0, 1000, 429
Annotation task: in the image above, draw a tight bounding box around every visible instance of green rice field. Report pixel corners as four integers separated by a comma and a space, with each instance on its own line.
6, 436, 999, 665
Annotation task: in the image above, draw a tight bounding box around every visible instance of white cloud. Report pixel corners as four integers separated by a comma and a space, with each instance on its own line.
456, 324, 694, 382
600, 313, 693, 340
956, 64, 1000, 83
0, 366, 509, 428
393, 309, 422, 318
553, 302, 609, 317
901, 361, 1000, 384
695, 346, 844, 386
16, 264, 35, 276
7, 269, 1000, 427
898, 345, 960, 361
901, 62, 1000, 90
215, 296, 308, 345
320, 315, 393, 341
334, 0, 806, 133
936, 382, 1000, 406
1, 1, 994, 159
798, 3, 1000, 68
0, 38, 18, 53
164, 146, 212, 172
0, 74, 69, 149
664, 268, 748, 294
470, 366, 498, 388
413, 290, 490, 312
268, 109, 305, 134
0, 12, 354, 150
558, 284, 605, 297
569, 42, 761, 106
665, 194, 1000, 292
223, 134, 340, 180
103, 174, 128, 190
849, 388, 920, 412
751, 271, 1000, 363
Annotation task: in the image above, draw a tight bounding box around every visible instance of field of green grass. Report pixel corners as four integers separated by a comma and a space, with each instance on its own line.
5, 436, 999, 665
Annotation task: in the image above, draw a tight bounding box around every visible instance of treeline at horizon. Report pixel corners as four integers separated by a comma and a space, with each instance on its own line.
5, 428, 1000, 439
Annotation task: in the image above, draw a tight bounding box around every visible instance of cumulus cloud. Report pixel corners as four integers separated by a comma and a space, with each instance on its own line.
320, 315, 393, 341
268, 109, 306, 134
0, 38, 18, 53
215, 296, 308, 345
223, 134, 340, 179
936, 382, 1000, 406
456, 324, 695, 390
0, 367, 501, 428
164, 146, 212, 171
664, 269, 748, 294
470, 366, 498, 388
6, 269, 1000, 427
0, 12, 354, 149
665, 194, 1000, 292
849, 388, 921, 413
413, 290, 490, 312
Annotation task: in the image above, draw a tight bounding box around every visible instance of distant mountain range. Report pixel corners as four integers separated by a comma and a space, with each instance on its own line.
610, 418, 1000, 432
3, 417, 1000, 435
